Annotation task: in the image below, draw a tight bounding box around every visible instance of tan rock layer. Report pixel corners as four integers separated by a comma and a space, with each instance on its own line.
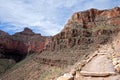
48, 7, 120, 51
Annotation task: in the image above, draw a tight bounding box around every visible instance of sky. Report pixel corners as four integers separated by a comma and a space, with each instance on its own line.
0, 0, 120, 36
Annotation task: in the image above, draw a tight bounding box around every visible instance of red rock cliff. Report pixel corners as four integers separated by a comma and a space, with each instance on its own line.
12, 27, 46, 54
48, 7, 120, 50
0, 28, 47, 56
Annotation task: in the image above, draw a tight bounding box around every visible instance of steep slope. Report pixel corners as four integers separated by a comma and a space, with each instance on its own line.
0, 30, 16, 75
57, 33, 120, 80
56, 43, 120, 80
1, 7, 120, 80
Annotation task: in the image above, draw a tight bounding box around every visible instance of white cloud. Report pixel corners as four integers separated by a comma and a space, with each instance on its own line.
0, 0, 79, 35
83, 0, 113, 9
0, 0, 120, 36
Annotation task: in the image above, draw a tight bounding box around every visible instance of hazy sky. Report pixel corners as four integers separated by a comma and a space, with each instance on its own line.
0, 0, 120, 36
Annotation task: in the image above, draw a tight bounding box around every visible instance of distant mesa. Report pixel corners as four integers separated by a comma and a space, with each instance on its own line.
22, 27, 36, 35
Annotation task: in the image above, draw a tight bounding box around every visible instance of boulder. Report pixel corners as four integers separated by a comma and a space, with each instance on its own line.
57, 73, 74, 80
112, 58, 120, 66
114, 64, 120, 73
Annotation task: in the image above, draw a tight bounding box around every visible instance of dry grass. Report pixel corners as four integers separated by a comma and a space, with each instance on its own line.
39, 66, 62, 80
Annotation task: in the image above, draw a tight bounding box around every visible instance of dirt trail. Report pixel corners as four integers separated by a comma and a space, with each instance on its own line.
75, 45, 120, 80
81, 55, 115, 75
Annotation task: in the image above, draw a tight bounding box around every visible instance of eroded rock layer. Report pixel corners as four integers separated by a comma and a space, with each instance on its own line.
1, 7, 120, 80
48, 7, 120, 50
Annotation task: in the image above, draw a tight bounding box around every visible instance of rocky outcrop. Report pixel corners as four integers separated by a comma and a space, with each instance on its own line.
12, 27, 46, 54
57, 73, 74, 80
0, 28, 47, 61
67, 7, 120, 27
0, 27, 48, 75
55, 7, 120, 79
1, 7, 120, 80
48, 7, 120, 50
110, 54, 120, 73
56, 43, 120, 80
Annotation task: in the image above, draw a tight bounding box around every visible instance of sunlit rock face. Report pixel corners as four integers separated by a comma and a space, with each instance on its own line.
48, 7, 120, 50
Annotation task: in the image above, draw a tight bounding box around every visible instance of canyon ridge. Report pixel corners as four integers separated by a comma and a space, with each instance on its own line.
0, 7, 120, 80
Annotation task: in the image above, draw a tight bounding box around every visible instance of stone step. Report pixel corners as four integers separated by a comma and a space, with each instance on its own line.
80, 71, 116, 77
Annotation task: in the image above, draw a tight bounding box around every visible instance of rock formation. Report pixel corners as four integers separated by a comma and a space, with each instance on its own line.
0, 27, 48, 63
1, 7, 120, 80
49, 7, 120, 51
57, 44, 120, 80
0, 27, 48, 75
0, 27, 48, 60
12, 27, 46, 54
55, 7, 120, 80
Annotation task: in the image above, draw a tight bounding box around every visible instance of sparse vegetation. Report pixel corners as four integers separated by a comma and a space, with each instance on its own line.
0, 59, 16, 75
39, 66, 62, 80
111, 43, 115, 50
9, 53, 35, 71
1, 7, 120, 80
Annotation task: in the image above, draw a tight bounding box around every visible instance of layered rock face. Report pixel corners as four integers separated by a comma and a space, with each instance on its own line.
1, 7, 120, 80
0, 27, 47, 62
0, 28, 48, 75
56, 7, 120, 80
12, 27, 46, 54
49, 7, 120, 50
